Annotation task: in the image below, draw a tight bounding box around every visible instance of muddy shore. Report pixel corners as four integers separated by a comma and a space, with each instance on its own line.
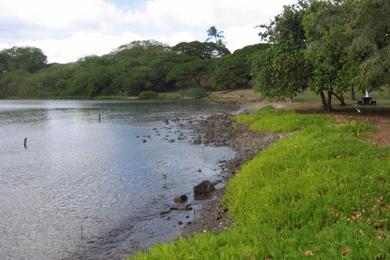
180, 113, 284, 237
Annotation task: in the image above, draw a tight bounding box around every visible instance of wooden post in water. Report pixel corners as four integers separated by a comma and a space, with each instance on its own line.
24, 137, 27, 148
81, 225, 84, 240
98, 113, 101, 123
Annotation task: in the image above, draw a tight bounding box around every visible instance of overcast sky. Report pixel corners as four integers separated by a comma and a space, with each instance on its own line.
0, 0, 296, 63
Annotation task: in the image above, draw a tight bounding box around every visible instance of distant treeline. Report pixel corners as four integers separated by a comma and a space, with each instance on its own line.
1, 0, 388, 110
0, 40, 269, 99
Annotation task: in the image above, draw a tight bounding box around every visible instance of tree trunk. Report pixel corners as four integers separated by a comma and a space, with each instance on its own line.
326, 90, 333, 112
319, 89, 329, 111
331, 91, 346, 106
351, 87, 356, 101
195, 78, 202, 89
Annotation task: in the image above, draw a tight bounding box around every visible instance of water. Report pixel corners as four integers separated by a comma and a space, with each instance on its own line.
0, 100, 238, 260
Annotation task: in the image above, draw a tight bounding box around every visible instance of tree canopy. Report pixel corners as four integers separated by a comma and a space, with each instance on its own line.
252, 0, 390, 111
0, 38, 265, 98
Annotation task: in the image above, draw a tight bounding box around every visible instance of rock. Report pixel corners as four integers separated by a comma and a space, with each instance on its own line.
193, 180, 215, 200
212, 179, 222, 186
178, 221, 183, 225
169, 139, 175, 143
197, 169, 202, 172
163, 119, 169, 125
143, 139, 147, 143
192, 138, 201, 145
174, 194, 188, 203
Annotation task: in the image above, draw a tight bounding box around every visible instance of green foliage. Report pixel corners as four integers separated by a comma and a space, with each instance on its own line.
235, 106, 330, 132
0, 39, 249, 99
253, 0, 390, 111
212, 44, 270, 90
157, 92, 182, 100
253, 1, 310, 100
131, 108, 389, 259
206, 26, 225, 46
166, 59, 210, 89
0, 46, 47, 73
173, 41, 230, 60
138, 91, 158, 100
180, 88, 208, 99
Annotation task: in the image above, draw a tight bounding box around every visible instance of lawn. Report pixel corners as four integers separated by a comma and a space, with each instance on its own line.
131, 107, 390, 259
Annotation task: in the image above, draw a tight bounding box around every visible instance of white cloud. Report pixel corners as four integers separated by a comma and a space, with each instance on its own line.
0, 0, 297, 63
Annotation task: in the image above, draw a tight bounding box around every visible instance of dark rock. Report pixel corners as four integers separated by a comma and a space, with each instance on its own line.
192, 138, 201, 145
163, 119, 169, 125
197, 169, 202, 172
169, 139, 175, 143
174, 194, 188, 203
143, 139, 147, 143
193, 180, 215, 200
178, 221, 183, 225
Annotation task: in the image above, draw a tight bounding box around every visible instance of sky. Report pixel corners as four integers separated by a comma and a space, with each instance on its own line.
0, 0, 297, 63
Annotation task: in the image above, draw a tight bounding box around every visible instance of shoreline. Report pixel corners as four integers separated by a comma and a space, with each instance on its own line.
180, 112, 284, 237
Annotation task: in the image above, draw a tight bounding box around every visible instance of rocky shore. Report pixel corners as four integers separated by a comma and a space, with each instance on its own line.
180, 113, 284, 236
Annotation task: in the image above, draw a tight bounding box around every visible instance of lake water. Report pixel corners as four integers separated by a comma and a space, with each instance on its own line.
0, 100, 238, 260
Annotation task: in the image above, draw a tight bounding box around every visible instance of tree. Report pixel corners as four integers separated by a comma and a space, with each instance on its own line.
212, 44, 270, 90
206, 26, 225, 46
252, 1, 311, 101
350, 0, 390, 93
166, 59, 210, 89
302, 0, 354, 110
0, 46, 47, 73
173, 41, 230, 59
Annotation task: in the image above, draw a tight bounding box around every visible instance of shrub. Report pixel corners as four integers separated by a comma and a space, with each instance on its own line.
180, 88, 208, 99
138, 91, 158, 100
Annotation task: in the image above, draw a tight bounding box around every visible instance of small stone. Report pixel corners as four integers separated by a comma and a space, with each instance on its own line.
174, 194, 188, 203
341, 247, 352, 256
178, 221, 183, 225
304, 251, 314, 256
143, 139, 147, 143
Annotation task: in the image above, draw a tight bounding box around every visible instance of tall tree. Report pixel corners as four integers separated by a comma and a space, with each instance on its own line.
0, 46, 47, 73
206, 26, 225, 46
252, 1, 311, 101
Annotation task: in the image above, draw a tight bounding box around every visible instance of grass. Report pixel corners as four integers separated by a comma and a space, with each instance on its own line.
235, 106, 330, 132
131, 107, 389, 259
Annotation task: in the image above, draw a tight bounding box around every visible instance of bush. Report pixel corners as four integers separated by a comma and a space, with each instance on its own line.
180, 88, 208, 99
138, 91, 158, 100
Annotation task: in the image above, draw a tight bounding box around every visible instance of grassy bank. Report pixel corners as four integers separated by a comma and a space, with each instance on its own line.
132, 107, 389, 259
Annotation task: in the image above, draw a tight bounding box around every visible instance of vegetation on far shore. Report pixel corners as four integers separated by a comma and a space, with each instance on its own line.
131, 107, 389, 259
1, 1, 388, 113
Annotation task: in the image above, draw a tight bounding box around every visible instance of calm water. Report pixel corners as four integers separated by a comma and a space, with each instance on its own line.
0, 100, 238, 260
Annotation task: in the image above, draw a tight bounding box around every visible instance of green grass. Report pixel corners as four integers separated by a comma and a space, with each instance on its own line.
131, 107, 390, 259
235, 106, 330, 132
157, 92, 182, 100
